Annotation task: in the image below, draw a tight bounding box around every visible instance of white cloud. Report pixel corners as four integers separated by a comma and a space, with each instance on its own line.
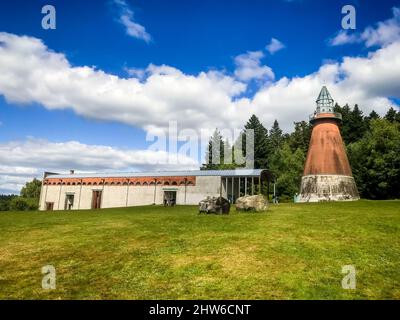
1, 24, 400, 193
114, 0, 152, 43
329, 7, 400, 47
0, 139, 198, 193
265, 38, 285, 54
361, 7, 400, 47
329, 30, 360, 46
0, 31, 399, 141
234, 50, 275, 82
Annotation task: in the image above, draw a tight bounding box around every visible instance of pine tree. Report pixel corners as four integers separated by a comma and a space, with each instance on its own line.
385, 107, 397, 122
368, 110, 380, 120
269, 119, 283, 150
242, 115, 269, 169
346, 104, 367, 144
288, 121, 311, 153
201, 129, 225, 170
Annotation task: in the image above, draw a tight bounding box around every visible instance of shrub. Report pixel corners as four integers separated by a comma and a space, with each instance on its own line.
9, 197, 38, 211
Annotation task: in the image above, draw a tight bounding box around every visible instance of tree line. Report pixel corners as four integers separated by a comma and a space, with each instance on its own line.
201, 106, 400, 200
0, 179, 41, 211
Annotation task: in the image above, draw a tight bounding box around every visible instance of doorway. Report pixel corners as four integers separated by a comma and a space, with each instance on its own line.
92, 190, 102, 209
64, 194, 74, 210
46, 202, 54, 211
163, 191, 176, 206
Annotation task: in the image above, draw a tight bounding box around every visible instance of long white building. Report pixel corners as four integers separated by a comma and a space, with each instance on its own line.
39, 169, 275, 211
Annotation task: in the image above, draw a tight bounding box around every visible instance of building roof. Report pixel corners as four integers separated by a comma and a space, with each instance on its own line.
46, 169, 267, 179
316, 86, 334, 108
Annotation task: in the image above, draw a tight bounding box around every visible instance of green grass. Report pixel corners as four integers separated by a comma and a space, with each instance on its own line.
0, 200, 399, 299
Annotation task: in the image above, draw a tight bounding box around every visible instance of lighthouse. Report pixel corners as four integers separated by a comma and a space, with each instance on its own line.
299, 86, 359, 202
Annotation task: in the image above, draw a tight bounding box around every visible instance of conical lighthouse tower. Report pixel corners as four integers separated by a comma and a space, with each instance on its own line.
299, 86, 359, 202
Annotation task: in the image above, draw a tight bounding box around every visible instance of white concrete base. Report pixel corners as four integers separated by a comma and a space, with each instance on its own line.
299, 174, 359, 202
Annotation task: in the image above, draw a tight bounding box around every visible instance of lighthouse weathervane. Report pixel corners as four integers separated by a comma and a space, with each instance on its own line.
299, 86, 359, 202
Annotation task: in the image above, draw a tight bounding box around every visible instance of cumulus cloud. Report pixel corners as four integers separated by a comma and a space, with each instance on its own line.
329, 30, 360, 46
113, 0, 152, 43
0, 139, 199, 194
361, 7, 400, 47
329, 7, 400, 47
0, 31, 398, 136
234, 50, 275, 82
265, 38, 285, 54
1, 17, 400, 193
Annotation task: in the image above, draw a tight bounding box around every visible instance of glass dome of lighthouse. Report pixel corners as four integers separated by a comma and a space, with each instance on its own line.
316, 86, 334, 113
310, 86, 342, 123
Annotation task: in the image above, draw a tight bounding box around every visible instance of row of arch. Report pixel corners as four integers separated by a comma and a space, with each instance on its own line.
44, 180, 194, 186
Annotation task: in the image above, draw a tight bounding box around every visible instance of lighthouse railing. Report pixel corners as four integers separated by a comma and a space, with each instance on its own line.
309, 112, 342, 121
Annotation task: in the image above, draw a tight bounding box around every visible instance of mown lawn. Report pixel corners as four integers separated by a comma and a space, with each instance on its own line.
0, 200, 399, 299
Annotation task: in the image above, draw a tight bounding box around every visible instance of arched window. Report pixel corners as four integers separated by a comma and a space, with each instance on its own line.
171, 181, 177, 185
143, 182, 148, 186
187, 181, 194, 186
135, 182, 141, 186
164, 181, 170, 185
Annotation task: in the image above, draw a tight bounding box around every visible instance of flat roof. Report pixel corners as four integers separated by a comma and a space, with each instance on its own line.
46, 169, 266, 179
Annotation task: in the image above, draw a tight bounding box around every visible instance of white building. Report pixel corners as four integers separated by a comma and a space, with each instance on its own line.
39, 169, 275, 211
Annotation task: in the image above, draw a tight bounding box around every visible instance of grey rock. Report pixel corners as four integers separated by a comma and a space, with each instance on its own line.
235, 195, 268, 212
199, 196, 230, 214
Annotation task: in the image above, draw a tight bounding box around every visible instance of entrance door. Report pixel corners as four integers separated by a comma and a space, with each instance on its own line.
46, 202, 54, 211
64, 194, 74, 210
91, 190, 102, 209
163, 191, 177, 206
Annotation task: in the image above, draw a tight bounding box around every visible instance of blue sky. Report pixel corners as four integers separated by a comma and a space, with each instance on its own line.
0, 0, 399, 193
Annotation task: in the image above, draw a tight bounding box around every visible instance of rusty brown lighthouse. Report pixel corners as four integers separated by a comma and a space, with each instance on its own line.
299, 86, 359, 202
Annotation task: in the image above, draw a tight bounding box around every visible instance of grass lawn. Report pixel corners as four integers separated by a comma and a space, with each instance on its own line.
0, 200, 399, 300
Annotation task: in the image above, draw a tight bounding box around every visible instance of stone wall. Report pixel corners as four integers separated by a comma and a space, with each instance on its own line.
299, 174, 359, 202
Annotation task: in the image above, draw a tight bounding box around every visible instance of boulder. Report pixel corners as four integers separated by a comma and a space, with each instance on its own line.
235, 195, 268, 212
199, 196, 230, 214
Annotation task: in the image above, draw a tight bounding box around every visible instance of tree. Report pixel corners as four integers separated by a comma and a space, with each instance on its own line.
287, 121, 312, 153
20, 178, 42, 199
9, 197, 38, 211
348, 119, 400, 199
242, 115, 269, 169
335, 103, 352, 144
201, 129, 225, 170
269, 142, 305, 199
269, 119, 284, 151
367, 110, 380, 120
0, 195, 17, 211
384, 107, 397, 122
